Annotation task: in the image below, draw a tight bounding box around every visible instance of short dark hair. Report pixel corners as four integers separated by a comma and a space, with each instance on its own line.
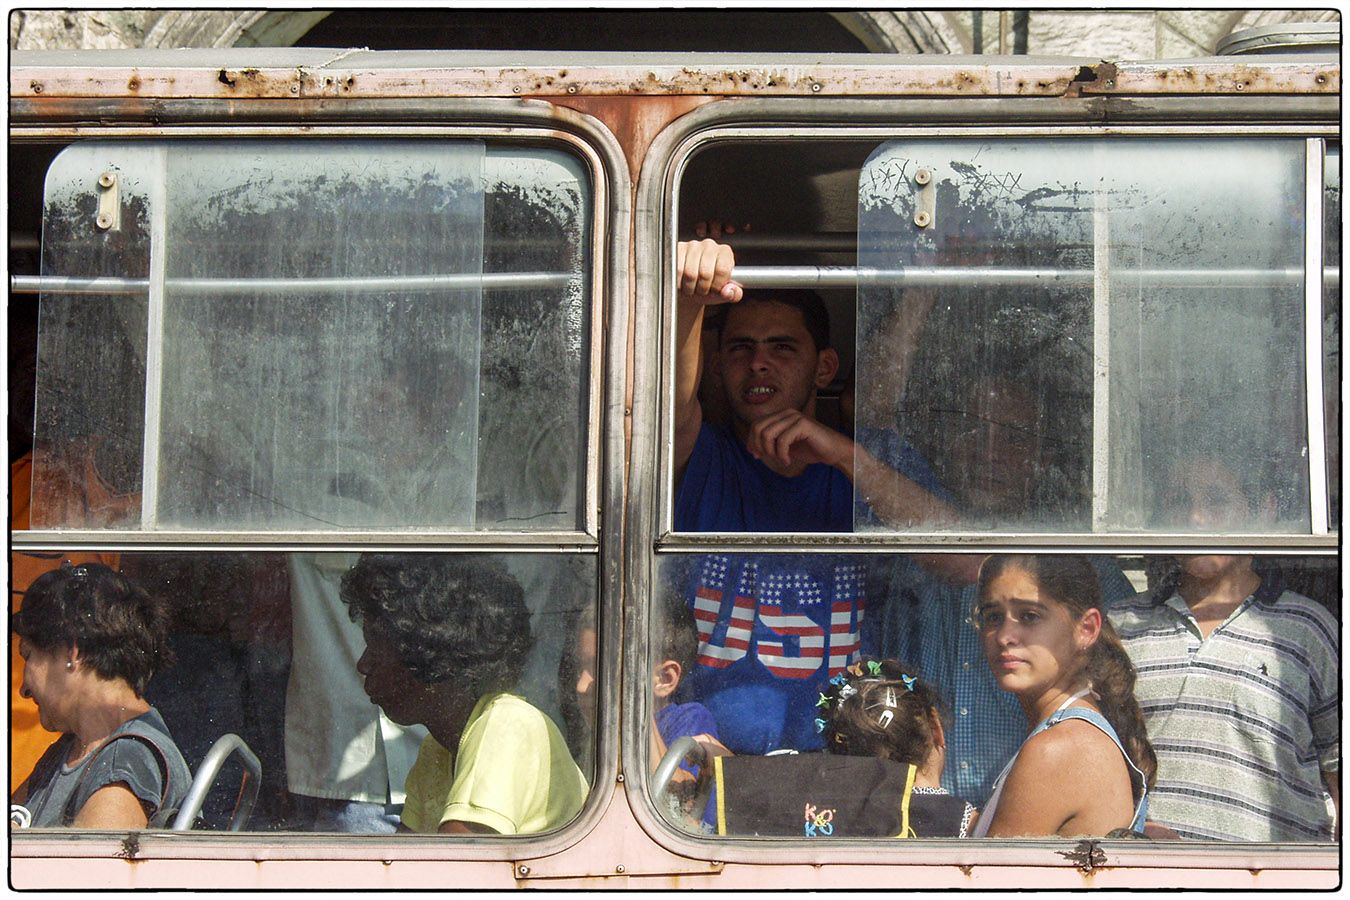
719, 289, 831, 353
656, 590, 698, 678
14, 562, 173, 697
340, 553, 534, 697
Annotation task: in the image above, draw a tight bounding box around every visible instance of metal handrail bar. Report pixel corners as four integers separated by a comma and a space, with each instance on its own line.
171, 733, 262, 832
12, 266, 1339, 295
10, 272, 576, 296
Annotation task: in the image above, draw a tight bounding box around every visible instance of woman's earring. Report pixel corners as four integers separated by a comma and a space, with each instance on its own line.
65, 662, 74, 671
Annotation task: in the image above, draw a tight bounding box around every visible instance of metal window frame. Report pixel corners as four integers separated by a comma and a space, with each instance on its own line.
653, 122, 1339, 551
14, 121, 608, 547
624, 96, 1340, 871
10, 102, 631, 863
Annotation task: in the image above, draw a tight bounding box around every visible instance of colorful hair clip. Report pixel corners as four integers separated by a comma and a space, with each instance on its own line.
815, 717, 827, 734
877, 710, 894, 729
829, 672, 848, 687
883, 686, 897, 709
848, 662, 864, 677
901, 674, 917, 692
838, 683, 858, 702
866, 660, 883, 677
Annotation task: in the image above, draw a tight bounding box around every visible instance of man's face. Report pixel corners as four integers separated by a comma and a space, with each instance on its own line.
716, 300, 834, 429
1163, 457, 1255, 581
945, 378, 1042, 516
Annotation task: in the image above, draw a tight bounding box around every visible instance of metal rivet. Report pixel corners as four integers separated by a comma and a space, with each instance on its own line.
913, 210, 931, 228
914, 168, 931, 186
810, 82, 822, 92
517, 865, 530, 877
289, 84, 299, 94
1104, 79, 1115, 89
566, 84, 578, 94
96, 213, 114, 230
512, 85, 521, 93
98, 173, 116, 189
1235, 82, 1246, 91
616, 865, 626, 874
30, 81, 42, 93
616, 772, 625, 783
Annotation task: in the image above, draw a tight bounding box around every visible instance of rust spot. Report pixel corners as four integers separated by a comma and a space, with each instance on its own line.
218, 69, 237, 87
127, 75, 140, 91
559, 69, 568, 78
115, 832, 141, 861
28, 81, 42, 94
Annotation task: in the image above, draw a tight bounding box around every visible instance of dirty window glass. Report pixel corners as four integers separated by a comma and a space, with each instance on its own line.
31, 141, 591, 532
9, 550, 596, 834
855, 138, 1310, 534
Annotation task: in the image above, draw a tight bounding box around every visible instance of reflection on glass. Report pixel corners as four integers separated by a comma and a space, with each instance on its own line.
649, 552, 1338, 842
855, 139, 1311, 534
8, 551, 596, 833
31, 142, 591, 532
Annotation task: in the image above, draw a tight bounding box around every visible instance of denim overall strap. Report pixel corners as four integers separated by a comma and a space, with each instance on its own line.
1045, 706, 1149, 833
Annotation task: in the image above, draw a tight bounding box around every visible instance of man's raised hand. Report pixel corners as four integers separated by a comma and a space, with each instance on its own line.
677, 239, 743, 305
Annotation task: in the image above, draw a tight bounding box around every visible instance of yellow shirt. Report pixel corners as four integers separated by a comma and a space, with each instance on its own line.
401, 692, 588, 835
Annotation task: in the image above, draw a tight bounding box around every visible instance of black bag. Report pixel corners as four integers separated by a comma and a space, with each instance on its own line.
711, 753, 968, 839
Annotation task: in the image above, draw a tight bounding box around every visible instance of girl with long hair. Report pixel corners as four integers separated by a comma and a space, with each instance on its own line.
971, 555, 1156, 837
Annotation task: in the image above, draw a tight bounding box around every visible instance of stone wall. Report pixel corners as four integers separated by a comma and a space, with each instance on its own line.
8, 8, 1340, 55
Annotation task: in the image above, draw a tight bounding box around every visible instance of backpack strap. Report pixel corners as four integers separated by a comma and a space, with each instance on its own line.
895, 763, 918, 839
61, 731, 176, 828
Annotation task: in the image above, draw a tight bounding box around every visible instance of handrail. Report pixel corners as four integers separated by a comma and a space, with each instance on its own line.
171, 733, 262, 832
10, 272, 576, 296
12, 266, 1339, 295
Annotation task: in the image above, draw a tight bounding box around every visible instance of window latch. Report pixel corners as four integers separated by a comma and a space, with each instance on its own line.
96, 171, 120, 232
913, 167, 934, 229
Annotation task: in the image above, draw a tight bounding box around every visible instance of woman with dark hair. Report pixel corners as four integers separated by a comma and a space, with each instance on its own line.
11, 563, 192, 829
971, 555, 1156, 838
341, 553, 587, 835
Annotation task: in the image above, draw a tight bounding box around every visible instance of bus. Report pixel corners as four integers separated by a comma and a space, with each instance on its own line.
8, 43, 1340, 889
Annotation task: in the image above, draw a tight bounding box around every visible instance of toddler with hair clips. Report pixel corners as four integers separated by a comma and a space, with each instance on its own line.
818, 657, 978, 838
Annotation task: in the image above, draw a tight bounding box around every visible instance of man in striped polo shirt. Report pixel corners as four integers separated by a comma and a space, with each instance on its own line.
1109, 459, 1339, 842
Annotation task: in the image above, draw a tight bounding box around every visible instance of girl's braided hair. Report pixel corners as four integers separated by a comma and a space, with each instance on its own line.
817, 656, 946, 768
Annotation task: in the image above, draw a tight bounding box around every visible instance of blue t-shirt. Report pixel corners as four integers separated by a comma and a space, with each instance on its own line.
655, 701, 719, 779
674, 424, 855, 532
677, 553, 870, 754
673, 423, 946, 756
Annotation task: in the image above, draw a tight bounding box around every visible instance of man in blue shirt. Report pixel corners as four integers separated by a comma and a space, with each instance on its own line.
671, 240, 964, 754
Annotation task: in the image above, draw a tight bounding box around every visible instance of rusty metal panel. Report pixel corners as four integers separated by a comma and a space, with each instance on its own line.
11, 56, 1339, 103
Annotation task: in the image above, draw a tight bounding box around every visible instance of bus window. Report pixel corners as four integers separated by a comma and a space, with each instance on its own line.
654, 129, 1336, 850
31, 141, 591, 533
649, 551, 1339, 844
16, 135, 603, 837
10, 550, 596, 834
855, 138, 1312, 535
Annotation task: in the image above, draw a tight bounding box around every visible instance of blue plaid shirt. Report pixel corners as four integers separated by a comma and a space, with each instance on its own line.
869, 556, 1135, 806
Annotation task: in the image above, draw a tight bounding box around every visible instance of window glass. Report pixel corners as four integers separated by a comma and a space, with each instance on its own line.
648, 551, 1338, 843
31, 141, 591, 532
10, 550, 596, 834
855, 139, 1310, 534
1323, 144, 1340, 528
